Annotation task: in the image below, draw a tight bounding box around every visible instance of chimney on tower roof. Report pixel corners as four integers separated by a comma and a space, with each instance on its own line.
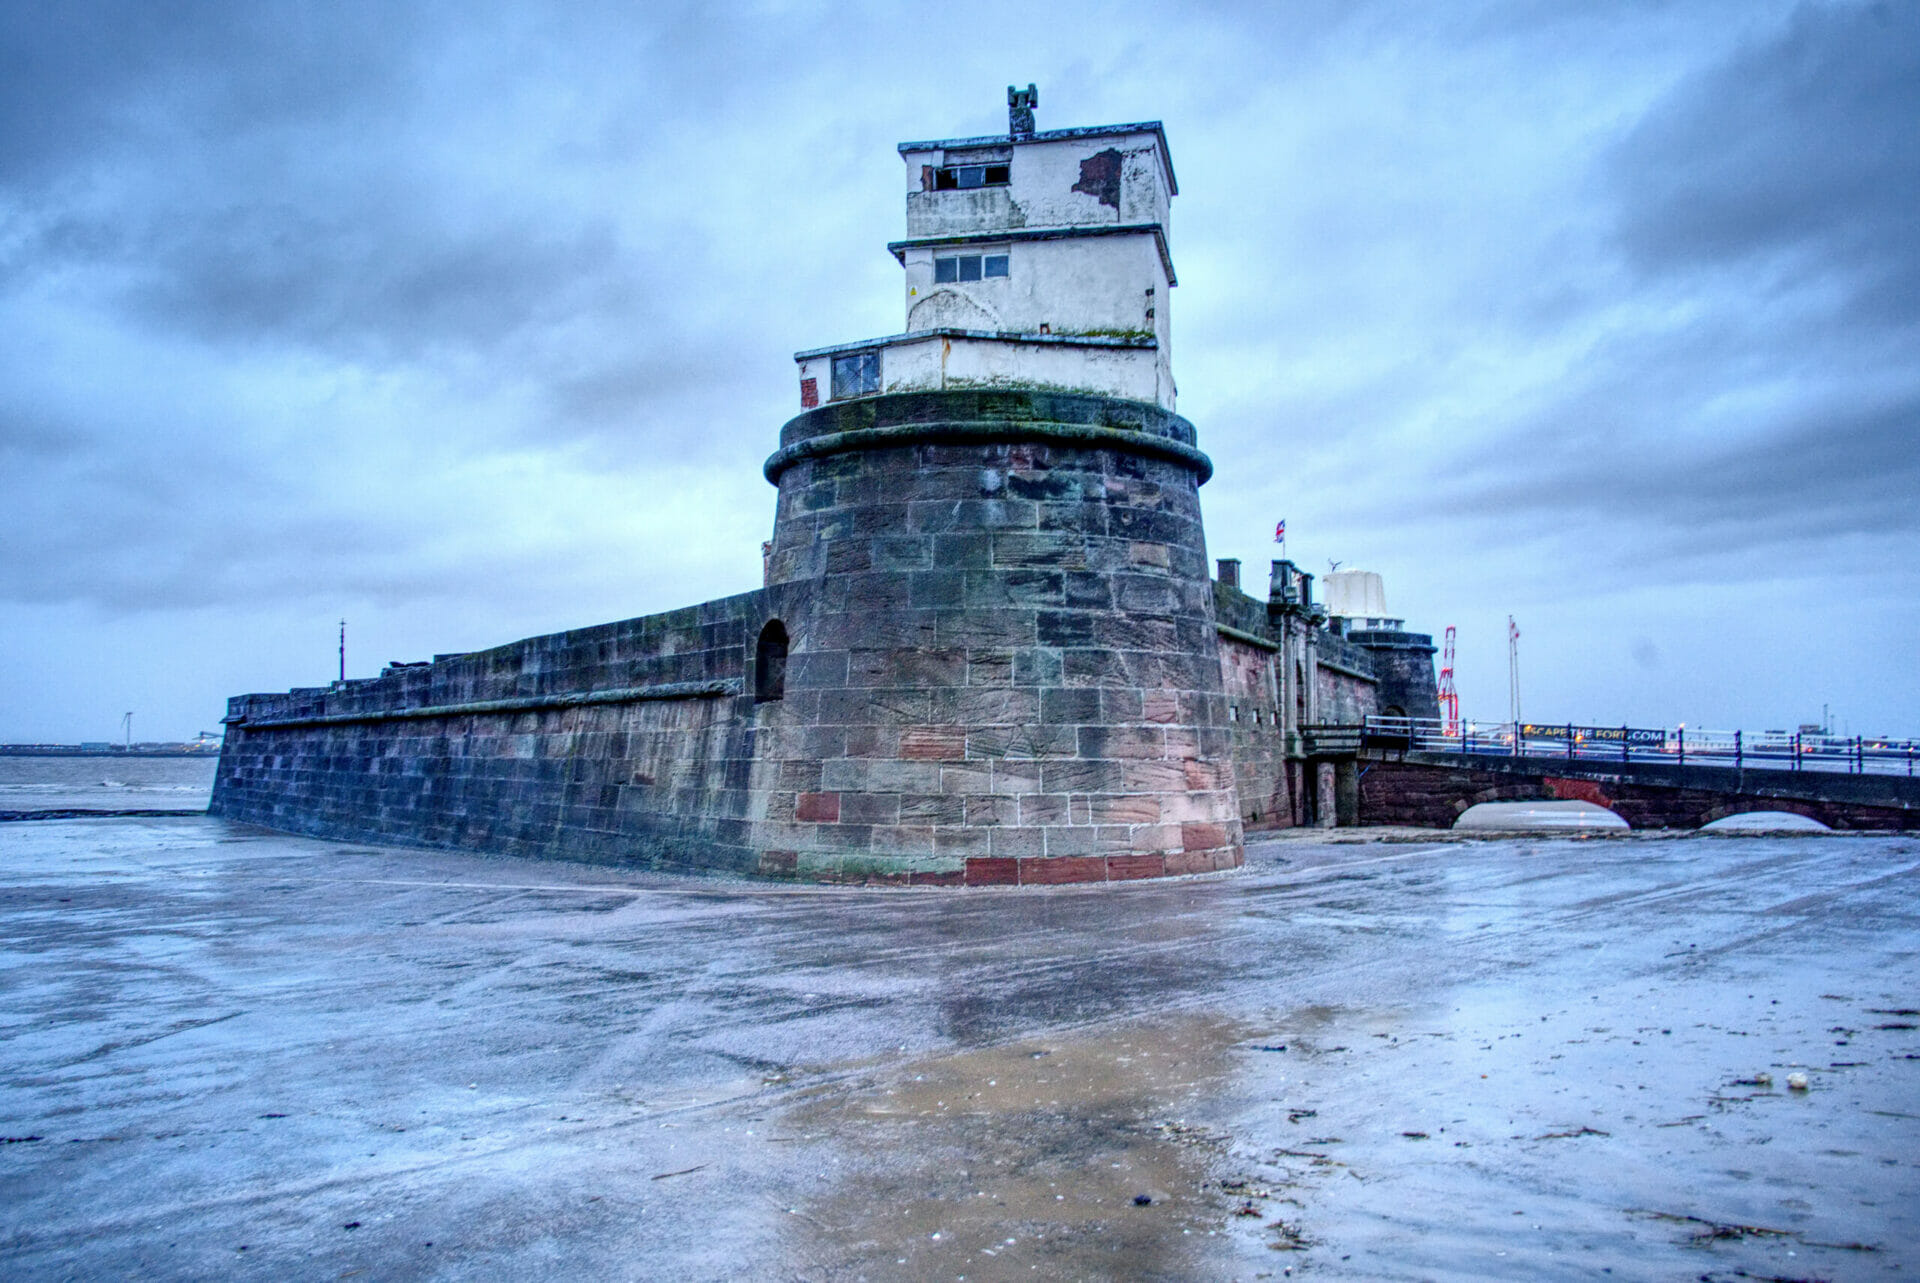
1008, 83, 1038, 136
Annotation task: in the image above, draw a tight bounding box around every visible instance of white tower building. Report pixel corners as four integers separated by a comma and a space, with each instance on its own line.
795, 85, 1179, 411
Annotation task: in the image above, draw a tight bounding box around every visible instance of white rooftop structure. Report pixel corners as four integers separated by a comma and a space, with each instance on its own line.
1324, 569, 1405, 632
795, 85, 1178, 411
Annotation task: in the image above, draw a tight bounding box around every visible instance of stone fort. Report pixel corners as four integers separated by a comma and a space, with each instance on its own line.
211, 89, 1438, 884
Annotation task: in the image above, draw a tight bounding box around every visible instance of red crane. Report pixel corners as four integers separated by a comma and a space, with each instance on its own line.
1437, 626, 1459, 737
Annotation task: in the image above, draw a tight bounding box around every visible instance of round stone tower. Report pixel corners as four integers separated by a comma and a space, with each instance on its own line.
740, 93, 1241, 883
748, 388, 1242, 884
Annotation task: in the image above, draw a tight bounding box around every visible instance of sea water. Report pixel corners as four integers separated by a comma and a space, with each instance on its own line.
0, 754, 216, 812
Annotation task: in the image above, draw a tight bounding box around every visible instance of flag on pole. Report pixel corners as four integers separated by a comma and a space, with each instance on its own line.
1273, 519, 1286, 544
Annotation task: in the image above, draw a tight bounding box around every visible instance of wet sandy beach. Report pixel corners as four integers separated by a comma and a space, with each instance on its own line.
1, 815, 1915, 1279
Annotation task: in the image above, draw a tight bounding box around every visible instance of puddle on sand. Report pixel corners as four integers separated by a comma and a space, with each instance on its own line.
771, 1015, 1270, 1281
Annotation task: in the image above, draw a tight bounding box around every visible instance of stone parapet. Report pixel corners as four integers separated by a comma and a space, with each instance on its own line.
211, 594, 770, 874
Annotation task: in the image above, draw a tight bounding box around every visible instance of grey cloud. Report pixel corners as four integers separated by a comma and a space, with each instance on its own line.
4, 0, 1918, 738
0, 1, 417, 187
125, 203, 638, 363
1427, 1, 1920, 578
1609, 2, 1920, 318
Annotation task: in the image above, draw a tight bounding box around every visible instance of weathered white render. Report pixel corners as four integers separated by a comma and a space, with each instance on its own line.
794, 91, 1179, 412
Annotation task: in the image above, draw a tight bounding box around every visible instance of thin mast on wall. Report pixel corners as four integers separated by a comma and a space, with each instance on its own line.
339, 619, 346, 684
1507, 616, 1521, 728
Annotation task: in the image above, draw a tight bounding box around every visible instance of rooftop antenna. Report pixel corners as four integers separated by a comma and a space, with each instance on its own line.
339, 618, 347, 684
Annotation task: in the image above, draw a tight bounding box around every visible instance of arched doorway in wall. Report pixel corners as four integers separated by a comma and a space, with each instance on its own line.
755, 620, 789, 703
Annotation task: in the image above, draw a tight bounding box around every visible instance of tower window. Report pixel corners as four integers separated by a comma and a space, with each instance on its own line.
934, 163, 1010, 190
830, 350, 880, 400
934, 253, 1010, 284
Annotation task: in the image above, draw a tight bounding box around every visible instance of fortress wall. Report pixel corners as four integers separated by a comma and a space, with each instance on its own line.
1217, 632, 1291, 827
213, 390, 1266, 885
210, 594, 773, 873
1313, 659, 1376, 726
1347, 631, 1441, 721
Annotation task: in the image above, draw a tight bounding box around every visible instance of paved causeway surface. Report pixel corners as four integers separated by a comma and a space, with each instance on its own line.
2, 818, 1916, 1280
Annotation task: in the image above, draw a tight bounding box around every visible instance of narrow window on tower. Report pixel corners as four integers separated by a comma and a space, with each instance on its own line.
932, 163, 1011, 189
830, 349, 880, 400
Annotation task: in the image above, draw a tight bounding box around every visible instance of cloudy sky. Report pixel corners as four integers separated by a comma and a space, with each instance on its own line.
2, 0, 1915, 742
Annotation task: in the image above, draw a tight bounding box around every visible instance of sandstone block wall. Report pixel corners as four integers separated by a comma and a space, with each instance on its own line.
752, 390, 1243, 883
1347, 630, 1440, 721
1217, 632, 1290, 826
212, 595, 771, 873
1314, 634, 1379, 726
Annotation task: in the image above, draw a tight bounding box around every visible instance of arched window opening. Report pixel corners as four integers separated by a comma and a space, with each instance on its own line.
755, 620, 789, 703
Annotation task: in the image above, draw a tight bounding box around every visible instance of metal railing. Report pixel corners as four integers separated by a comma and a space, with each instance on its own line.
1357, 716, 1920, 778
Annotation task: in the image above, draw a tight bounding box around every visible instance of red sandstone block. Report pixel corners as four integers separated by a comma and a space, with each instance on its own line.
934, 827, 991, 857
1183, 759, 1229, 790
964, 857, 1020, 886
1121, 760, 1187, 793
1141, 692, 1181, 724
1182, 821, 1230, 851
1162, 729, 1201, 757
901, 727, 968, 760
864, 871, 911, 886
1154, 790, 1217, 823
989, 761, 1042, 794
1019, 855, 1107, 884
1128, 540, 1170, 569
941, 763, 995, 794
1019, 793, 1069, 825
964, 795, 1017, 826
1041, 823, 1095, 856
989, 827, 1046, 857
1163, 849, 1210, 875
870, 824, 935, 855
911, 869, 965, 887
795, 792, 840, 822
1545, 776, 1613, 807
1081, 726, 1168, 760
1089, 794, 1159, 824
1129, 823, 1181, 853
1106, 853, 1166, 881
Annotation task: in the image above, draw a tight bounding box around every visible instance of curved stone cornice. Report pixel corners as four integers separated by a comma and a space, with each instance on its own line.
764, 389, 1211, 483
